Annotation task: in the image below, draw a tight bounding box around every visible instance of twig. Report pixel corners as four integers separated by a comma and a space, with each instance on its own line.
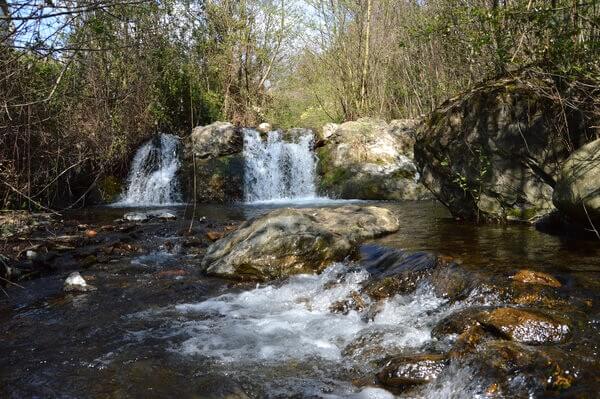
0, 276, 25, 289
189, 153, 197, 233
1, 181, 61, 216
582, 203, 600, 240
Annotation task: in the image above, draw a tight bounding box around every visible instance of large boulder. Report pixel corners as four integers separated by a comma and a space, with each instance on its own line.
553, 138, 600, 224
185, 122, 244, 203
201, 206, 400, 281
414, 76, 589, 222
316, 118, 429, 200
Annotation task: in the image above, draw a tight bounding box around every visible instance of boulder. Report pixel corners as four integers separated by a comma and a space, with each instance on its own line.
190, 121, 243, 159
185, 122, 244, 203
316, 118, 429, 200
414, 75, 590, 222
553, 138, 600, 224
201, 206, 400, 281
477, 307, 570, 345
376, 353, 449, 391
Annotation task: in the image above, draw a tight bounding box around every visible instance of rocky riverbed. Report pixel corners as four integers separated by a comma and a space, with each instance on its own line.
1, 201, 599, 398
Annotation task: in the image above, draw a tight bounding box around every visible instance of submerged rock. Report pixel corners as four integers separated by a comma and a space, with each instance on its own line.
431, 307, 484, 339
201, 206, 400, 281
316, 118, 429, 200
553, 138, 600, 224
376, 353, 449, 391
463, 340, 579, 396
511, 269, 561, 288
360, 246, 462, 300
64, 271, 96, 292
477, 307, 570, 345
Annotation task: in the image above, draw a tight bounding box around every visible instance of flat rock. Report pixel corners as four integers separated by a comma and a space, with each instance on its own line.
201, 206, 400, 281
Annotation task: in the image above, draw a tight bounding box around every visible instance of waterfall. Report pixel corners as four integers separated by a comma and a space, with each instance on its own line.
243, 129, 319, 203
116, 133, 182, 206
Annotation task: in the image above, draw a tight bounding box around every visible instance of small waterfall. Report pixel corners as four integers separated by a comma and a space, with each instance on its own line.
116, 134, 182, 206
243, 129, 318, 203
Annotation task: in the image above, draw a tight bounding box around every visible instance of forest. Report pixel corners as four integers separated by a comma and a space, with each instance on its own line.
1, 0, 599, 209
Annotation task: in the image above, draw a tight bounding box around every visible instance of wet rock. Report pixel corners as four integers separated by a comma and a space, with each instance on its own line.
84, 229, 98, 239
553, 138, 600, 224
361, 246, 446, 299
477, 307, 570, 345
81, 255, 97, 268
316, 118, 429, 200
123, 210, 176, 222
194, 374, 250, 399
342, 331, 386, 361
329, 291, 366, 314
449, 324, 492, 358
157, 211, 177, 220
124, 212, 149, 222
64, 271, 96, 292
206, 231, 224, 241
429, 261, 473, 301
376, 353, 449, 391
431, 307, 484, 339
463, 340, 579, 396
511, 269, 561, 288
202, 206, 399, 281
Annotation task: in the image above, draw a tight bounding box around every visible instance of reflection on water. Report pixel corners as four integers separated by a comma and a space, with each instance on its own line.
1, 200, 599, 398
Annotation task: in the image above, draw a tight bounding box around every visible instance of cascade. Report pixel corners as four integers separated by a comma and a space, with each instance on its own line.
116, 133, 182, 206
243, 129, 319, 203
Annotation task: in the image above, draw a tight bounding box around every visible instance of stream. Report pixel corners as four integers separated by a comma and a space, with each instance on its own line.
1, 200, 599, 398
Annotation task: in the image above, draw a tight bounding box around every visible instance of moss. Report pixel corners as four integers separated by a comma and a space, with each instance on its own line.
97, 175, 122, 203
506, 206, 545, 221
391, 169, 416, 180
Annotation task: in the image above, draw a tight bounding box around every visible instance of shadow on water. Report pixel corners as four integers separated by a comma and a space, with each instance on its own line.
0, 200, 599, 398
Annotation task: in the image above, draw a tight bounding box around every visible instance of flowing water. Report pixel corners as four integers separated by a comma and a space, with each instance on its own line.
115, 134, 182, 206
1, 201, 599, 398
243, 129, 323, 203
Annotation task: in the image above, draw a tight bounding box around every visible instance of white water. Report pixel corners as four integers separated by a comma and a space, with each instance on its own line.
166, 263, 473, 397
243, 129, 323, 203
115, 134, 182, 206
121, 260, 495, 397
